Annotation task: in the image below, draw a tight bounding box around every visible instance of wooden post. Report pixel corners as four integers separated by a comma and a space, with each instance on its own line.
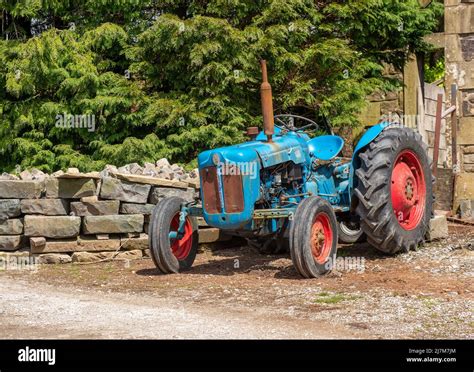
450, 84, 458, 214
432, 93, 443, 177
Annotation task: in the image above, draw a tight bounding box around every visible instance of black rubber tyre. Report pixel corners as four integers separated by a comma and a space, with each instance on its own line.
289, 197, 338, 278
337, 219, 365, 244
353, 127, 433, 254
149, 197, 198, 274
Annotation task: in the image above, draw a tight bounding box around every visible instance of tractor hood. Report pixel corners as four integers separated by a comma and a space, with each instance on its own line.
197, 130, 311, 230
197, 131, 310, 169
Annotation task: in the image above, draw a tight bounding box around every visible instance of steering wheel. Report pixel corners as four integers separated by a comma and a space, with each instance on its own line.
274, 114, 319, 132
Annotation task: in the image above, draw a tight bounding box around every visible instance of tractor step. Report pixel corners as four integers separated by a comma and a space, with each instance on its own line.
253, 209, 295, 220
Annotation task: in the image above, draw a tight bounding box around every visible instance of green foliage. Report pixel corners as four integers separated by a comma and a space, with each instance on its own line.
425, 53, 445, 84
0, 0, 443, 172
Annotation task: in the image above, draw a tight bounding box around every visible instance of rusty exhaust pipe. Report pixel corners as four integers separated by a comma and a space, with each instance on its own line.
260, 60, 274, 143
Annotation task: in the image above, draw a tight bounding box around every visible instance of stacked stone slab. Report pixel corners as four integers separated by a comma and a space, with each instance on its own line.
0, 181, 42, 251
0, 161, 203, 264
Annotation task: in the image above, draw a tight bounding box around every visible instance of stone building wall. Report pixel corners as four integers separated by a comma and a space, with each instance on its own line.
358, 64, 404, 127
445, 0, 474, 209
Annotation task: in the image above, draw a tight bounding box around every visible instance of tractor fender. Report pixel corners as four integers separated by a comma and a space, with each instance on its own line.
352, 121, 391, 160
349, 121, 391, 211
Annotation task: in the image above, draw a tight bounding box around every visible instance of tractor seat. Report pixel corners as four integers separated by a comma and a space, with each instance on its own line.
307, 135, 344, 161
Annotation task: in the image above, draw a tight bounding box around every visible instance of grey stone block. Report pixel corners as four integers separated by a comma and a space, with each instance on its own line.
120, 203, 154, 215
45, 177, 96, 199
24, 215, 81, 238
0, 219, 23, 235
149, 187, 195, 204
0, 180, 43, 199
0, 235, 24, 251
121, 233, 148, 250
71, 251, 115, 263
30, 236, 121, 254
37, 253, 72, 264
0, 199, 21, 221
115, 250, 143, 260
100, 177, 151, 204
427, 216, 449, 241
20, 199, 69, 215
459, 199, 473, 219
70, 200, 120, 216
82, 214, 144, 234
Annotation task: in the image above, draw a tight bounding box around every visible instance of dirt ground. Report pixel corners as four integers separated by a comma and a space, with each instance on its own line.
0, 223, 473, 339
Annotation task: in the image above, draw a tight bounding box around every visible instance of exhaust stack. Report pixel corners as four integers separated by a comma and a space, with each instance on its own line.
260, 60, 274, 143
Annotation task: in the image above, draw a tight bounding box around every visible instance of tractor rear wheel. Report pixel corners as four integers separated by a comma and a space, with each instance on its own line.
149, 197, 198, 273
353, 127, 433, 254
289, 197, 338, 278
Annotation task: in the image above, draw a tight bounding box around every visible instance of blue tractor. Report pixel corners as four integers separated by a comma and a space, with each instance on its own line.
149, 60, 433, 278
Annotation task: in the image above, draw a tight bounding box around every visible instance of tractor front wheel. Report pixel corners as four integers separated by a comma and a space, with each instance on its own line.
289, 197, 338, 278
149, 197, 198, 274
353, 127, 433, 254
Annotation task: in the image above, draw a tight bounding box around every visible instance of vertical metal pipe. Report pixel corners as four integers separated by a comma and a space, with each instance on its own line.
260, 60, 274, 142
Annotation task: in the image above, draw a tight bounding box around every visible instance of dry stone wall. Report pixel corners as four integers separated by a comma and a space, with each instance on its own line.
0, 159, 205, 264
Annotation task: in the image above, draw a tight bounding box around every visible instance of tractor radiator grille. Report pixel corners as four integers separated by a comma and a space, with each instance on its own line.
222, 174, 244, 213
200, 166, 222, 214
200, 167, 244, 214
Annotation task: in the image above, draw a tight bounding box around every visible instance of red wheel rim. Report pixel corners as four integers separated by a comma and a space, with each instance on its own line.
311, 213, 333, 264
391, 149, 426, 231
169, 213, 193, 260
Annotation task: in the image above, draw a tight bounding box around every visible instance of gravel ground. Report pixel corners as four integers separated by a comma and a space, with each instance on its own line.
0, 278, 356, 339
0, 223, 473, 339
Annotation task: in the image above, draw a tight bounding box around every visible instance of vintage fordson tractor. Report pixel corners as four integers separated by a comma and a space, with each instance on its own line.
149, 60, 433, 278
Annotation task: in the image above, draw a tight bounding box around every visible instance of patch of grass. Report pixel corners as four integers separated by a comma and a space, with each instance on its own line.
406, 306, 418, 317
419, 296, 440, 309
96, 270, 111, 282
429, 312, 440, 319
68, 264, 82, 279
313, 292, 359, 304
104, 263, 115, 273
